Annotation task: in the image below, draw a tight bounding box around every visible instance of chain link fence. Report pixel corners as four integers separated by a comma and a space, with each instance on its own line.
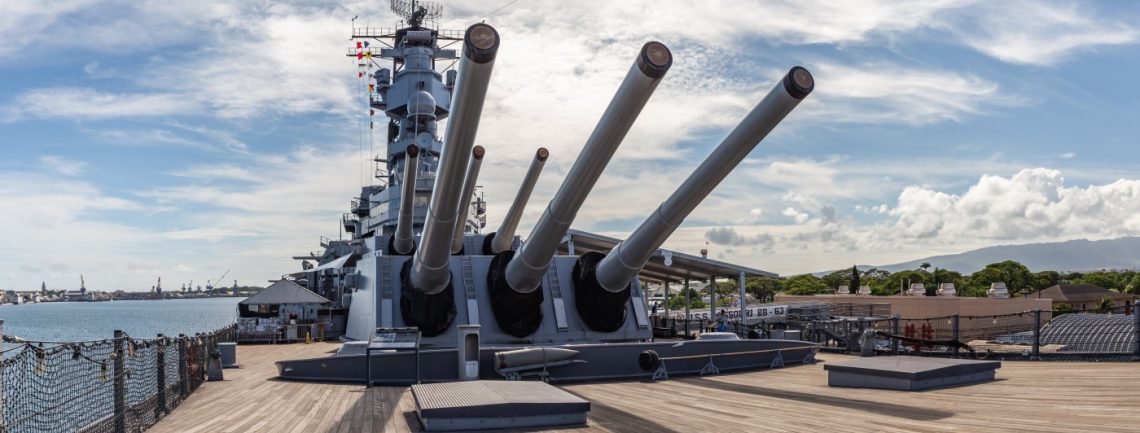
1, 324, 236, 433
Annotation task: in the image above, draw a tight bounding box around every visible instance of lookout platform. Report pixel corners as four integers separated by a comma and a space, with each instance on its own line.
150, 342, 1140, 433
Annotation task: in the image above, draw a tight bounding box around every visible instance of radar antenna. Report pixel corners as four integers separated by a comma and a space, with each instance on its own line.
390, 0, 442, 28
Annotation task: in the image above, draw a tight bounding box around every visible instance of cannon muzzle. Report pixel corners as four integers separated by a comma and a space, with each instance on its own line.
502, 41, 672, 295
488, 148, 548, 254
392, 144, 421, 255
592, 66, 814, 292
451, 146, 485, 254
409, 23, 499, 295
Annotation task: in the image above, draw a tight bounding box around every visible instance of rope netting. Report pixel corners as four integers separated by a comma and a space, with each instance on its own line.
1, 324, 235, 433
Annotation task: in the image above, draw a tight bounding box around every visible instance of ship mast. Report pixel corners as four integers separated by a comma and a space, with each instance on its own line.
345, 0, 484, 241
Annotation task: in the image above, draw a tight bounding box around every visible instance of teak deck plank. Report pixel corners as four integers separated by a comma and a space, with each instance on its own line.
149, 343, 1140, 433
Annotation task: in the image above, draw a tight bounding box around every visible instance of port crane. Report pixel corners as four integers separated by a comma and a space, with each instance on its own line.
207, 270, 231, 294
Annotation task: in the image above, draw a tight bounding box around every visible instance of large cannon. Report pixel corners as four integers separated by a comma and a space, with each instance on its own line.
451, 145, 485, 254
575, 66, 814, 331
403, 23, 499, 336
485, 148, 549, 255
391, 144, 420, 255
486, 41, 673, 337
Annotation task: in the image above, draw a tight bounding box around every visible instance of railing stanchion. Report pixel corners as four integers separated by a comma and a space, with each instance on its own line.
1033, 310, 1042, 359
1133, 307, 1140, 359
891, 315, 901, 354
952, 314, 960, 358
113, 330, 126, 433
157, 334, 167, 419
178, 334, 189, 398
1, 320, 5, 433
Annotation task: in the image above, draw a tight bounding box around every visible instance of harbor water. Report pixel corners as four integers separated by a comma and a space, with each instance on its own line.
0, 297, 241, 345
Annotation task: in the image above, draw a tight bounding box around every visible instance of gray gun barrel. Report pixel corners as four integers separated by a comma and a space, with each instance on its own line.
392, 145, 421, 255
594, 67, 814, 291
490, 148, 549, 254
410, 23, 499, 294
450, 146, 485, 254
504, 41, 672, 293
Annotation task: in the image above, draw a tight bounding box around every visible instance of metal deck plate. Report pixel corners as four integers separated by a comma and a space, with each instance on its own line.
824, 356, 1001, 391
412, 380, 589, 431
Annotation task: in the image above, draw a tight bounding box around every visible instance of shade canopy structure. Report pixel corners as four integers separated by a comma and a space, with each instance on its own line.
240, 280, 331, 305
559, 229, 777, 283
1040, 313, 1137, 353
308, 253, 355, 273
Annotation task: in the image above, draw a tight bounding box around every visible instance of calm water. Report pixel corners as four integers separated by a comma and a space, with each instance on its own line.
0, 297, 241, 344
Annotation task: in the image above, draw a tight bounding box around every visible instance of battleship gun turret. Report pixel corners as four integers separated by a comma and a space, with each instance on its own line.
280, 7, 827, 386
391, 144, 420, 255
486, 148, 549, 254
451, 145, 485, 253
405, 23, 499, 336
488, 42, 673, 337
576, 66, 814, 331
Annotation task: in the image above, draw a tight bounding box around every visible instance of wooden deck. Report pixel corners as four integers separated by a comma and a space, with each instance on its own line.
150, 343, 1140, 433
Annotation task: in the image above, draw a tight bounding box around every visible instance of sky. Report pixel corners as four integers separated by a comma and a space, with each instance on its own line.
2, 0, 1140, 291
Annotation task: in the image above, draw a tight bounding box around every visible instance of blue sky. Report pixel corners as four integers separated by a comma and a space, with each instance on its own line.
2, 0, 1140, 291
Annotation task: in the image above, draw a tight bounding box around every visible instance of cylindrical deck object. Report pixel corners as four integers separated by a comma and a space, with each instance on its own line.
410, 23, 499, 294
504, 41, 672, 294
392, 145, 421, 255
490, 148, 549, 254
451, 146, 486, 254
593, 66, 813, 292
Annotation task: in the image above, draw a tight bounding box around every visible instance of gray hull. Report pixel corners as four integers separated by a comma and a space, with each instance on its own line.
276, 339, 817, 385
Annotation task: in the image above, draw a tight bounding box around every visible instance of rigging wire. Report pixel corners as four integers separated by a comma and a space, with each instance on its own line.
360, 69, 367, 187
479, 0, 520, 22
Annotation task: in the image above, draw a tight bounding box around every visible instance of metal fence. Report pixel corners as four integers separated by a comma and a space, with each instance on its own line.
791, 306, 1139, 361
1, 324, 236, 433
651, 305, 1140, 361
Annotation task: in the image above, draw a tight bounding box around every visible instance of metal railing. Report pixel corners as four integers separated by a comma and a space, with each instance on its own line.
796, 305, 1139, 361
651, 305, 1140, 361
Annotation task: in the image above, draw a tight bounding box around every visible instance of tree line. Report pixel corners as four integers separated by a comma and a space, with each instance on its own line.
661, 260, 1140, 308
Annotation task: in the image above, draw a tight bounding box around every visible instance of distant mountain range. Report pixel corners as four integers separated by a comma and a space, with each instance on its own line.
861, 237, 1140, 274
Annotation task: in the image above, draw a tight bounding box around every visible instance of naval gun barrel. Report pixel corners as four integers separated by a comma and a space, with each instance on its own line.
409, 23, 499, 295
392, 145, 421, 255
450, 146, 485, 254
593, 67, 814, 292
502, 42, 672, 294
488, 148, 549, 254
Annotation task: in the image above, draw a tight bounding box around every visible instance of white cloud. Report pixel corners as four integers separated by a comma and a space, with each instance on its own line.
883, 168, 1140, 241
802, 62, 1019, 125
0, 1, 243, 62
939, 1, 1139, 65
39, 155, 87, 176
6, 87, 199, 121
735, 208, 764, 224
782, 207, 811, 224
1060, 152, 1076, 159
137, 5, 361, 119
623, 167, 1140, 275
0, 170, 153, 289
